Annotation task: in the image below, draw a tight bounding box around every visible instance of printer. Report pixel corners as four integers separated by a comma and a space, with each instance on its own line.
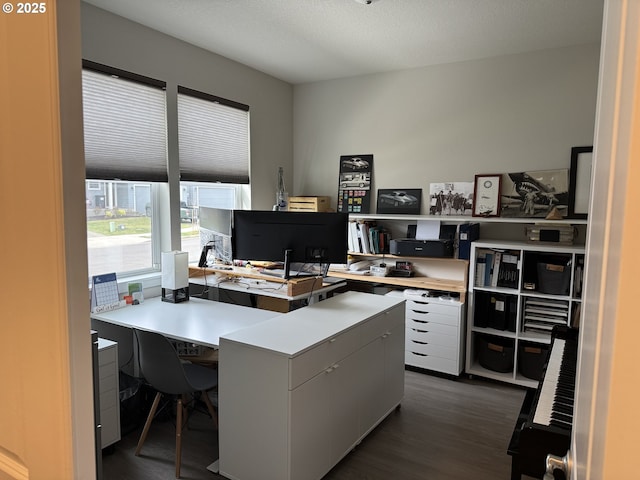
390, 238, 454, 258
390, 222, 456, 258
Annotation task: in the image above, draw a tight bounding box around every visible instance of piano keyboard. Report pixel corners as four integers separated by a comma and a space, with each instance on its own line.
532, 337, 577, 428
507, 325, 578, 479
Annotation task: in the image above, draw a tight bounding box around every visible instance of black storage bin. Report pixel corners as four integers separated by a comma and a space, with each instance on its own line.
477, 335, 514, 373
537, 261, 571, 295
119, 371, 145, 435
518, 342, 550, 381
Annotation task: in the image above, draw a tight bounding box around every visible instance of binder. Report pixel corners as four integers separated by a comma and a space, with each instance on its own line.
457, 222, 479, 260
488, 293, 507, 330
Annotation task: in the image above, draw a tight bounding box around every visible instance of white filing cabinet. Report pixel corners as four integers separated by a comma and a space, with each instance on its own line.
401, 289, 465, 375
218, 291, 405, 480
97, 338, 121, 448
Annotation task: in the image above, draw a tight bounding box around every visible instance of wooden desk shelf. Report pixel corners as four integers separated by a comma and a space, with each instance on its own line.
189, 266, 323, 297
328, 254, 469, 302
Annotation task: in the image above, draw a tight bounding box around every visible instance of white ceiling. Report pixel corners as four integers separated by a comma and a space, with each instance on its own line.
83, 0, 604, 85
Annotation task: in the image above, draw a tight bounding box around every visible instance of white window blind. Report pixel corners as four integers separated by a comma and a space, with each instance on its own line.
177, 87, 250, 184
82, 64, 168, 182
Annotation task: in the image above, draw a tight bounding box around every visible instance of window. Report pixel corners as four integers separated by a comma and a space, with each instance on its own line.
177, 86, 250, 184
85, 180, 157, 277
177, 87, 250, 263
179, 182, 240, 263
82, 62, 167, 278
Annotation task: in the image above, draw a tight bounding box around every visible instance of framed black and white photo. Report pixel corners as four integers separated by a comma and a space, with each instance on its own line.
568, 146, 593, 219
472, 174, 501, 217
428, 182, 474, 216
376, 188, 422, 215
500, 169, 569, 218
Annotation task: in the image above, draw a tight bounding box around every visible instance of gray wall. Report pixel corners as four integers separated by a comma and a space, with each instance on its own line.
293, 44, 600, 213
81, 2, 600, 217
81, 3, 293, 211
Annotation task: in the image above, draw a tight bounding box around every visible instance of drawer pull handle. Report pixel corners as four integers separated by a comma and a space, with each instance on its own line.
411, 352, 428, 357
411, 340, 428, 345
329, 338, 337, 343
412, 328, 429, 333
381, 331, 392, 339
412, 310, 429, 314
413, 319, 429, 324
325, 363, 339, 374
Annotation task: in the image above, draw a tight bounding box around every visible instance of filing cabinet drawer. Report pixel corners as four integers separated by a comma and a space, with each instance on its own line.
100, 385, 118, 410
406, 318, 458, 336
101, 405, 120, 447
406, 327, 458, 348
98, 344, 116, 367
99, 370, 118, 393
405, 338, 456, 360
405, 350, 458, 375
289, 324, 361, 390
405, 299, 460, 316
406, 307, 459, 327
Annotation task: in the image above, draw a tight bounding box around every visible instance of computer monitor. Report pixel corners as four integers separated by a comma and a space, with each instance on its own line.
198, 207, 233, 266
232, 210, 348, 279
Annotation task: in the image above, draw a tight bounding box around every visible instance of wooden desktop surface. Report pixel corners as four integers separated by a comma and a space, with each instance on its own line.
189, 265, 325, 296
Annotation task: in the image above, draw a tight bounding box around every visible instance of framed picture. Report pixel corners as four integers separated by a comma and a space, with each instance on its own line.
500, 169, 569, 218
429, 182, 474, 216
337, 154, 373, 214
376, 188, 422, 215
568, 146, 593, 219
472, 174, 501, 217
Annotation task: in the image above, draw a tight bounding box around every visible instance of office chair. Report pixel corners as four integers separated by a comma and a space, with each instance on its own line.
133, 329, 218, 479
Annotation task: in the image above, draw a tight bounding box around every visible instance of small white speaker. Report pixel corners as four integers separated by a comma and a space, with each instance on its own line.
161, 251, 189, 302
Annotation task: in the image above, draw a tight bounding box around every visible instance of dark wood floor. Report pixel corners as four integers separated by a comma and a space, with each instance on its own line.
102, 369, 527, 480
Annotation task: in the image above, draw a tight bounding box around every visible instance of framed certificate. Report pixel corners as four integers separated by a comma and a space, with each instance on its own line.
473, 174, 502, 217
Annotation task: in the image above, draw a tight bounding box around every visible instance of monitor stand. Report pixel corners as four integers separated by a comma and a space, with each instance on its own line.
283, 249, 292, 280
260, 249, 314, 280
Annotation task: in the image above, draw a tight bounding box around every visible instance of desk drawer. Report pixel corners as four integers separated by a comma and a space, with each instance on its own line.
406, 338, 456, 360
99, 370, 118, 393
360, 305, 405, 346
98, 345, 116, 367
289, 325, 361, 390
406, 327, 458, 348
406, 308, 459, 327
406, 318, 457, 336
406, 299, 459, 316
405, 350, 459, 375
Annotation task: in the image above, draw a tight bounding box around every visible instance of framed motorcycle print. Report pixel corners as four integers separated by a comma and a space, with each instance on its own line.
472, 174, 502, 217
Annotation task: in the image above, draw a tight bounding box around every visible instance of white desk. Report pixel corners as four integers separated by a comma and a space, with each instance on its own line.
91, 296, 280, 348
92, 296, 279, 474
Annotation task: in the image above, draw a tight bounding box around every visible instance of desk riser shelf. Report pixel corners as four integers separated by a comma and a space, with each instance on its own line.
189, 266, 323, 296
330, 253, 468, 301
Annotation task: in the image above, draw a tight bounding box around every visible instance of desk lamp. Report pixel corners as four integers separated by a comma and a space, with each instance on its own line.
161, 251, 190, 303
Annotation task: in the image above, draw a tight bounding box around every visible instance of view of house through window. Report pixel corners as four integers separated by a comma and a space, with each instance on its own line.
180, 182, 239, 263
86, 180, 155, 277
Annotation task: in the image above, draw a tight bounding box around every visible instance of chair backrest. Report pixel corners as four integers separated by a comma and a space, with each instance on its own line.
134, 329, 195, 395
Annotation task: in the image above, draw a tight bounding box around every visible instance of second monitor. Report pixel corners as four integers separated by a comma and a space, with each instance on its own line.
232, 210, 348, 279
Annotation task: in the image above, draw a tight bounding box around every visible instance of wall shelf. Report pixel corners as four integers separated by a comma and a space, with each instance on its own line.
349, 213, 588, 225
